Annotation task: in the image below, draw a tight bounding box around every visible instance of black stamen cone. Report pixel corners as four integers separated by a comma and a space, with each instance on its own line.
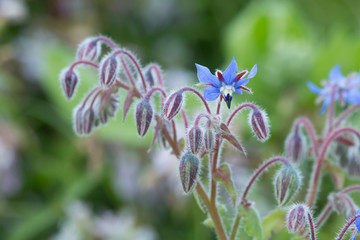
224, 94, 231, 109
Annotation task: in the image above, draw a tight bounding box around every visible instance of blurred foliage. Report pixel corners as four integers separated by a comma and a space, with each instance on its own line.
0, 0, 360, 239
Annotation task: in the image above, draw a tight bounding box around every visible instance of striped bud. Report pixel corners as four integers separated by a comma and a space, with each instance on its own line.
82, 108, 95, 135
74, 106, 84, 135
204, 128, 215, 151
144, 66, 155, 88
285, 129, 306, 163
188, 126, 203, 154
100, 54, 119, 88
274, 165, 300, 205
76, 37, 101, 62
163, 91, 183, 120
250, 109, 269, 142
179, 151, 200, 193
99, 93, 119, 124
60, 67, 78, 100
135, 100, 153, 137
287, 204, 308, 233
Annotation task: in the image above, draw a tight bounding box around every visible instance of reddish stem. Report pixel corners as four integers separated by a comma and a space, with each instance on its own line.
180, 87, 212, 114
307, 127, 360, 207
226, 102, 257, 126
144, 87, 167, 107
294, 117, 319, 157
148, 64, 163, 87
115, 80, 131, 91
216, 96, 222, 115
241, 156, 290, 202
335, 104, 360, 128
336, 214, 360, 240
96, 36, 118, 49
112, 49, 147, 92
307, 212, 316, 240
194, 113, 212, 126
69, 60, 99, 70
315, 203, 332, 228
181, 109, 188, 129
341, 185, 360, 194
81, 87, 101, 108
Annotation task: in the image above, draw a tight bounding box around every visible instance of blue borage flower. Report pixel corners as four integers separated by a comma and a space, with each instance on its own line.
307, 65, 360, 114
349, 210, 360, 240
195, 56, 257, 109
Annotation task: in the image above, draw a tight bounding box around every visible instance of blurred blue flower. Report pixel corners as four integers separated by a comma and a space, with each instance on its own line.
307, 65, 360, 114
195, 56, 257, 109
349, 210, 360, 240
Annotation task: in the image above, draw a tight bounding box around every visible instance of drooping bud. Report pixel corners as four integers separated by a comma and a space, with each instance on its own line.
204, 127, 215, 151
144, 65, 155, 88
73, 106, 84, 135
179, 151, 200, 193
60, 67, 79, 100
135, 100, 153, 137
82, 108, 95, 135
76, 37, 102, 62
188, 126, 203, 154
249, 108, 269, 142
274, 165, 300, 205
163, 91, 184, 120
285, 128, 306, 163
347, 144, 360, 176
329, 193, 357, 218
287, 204, 308, 233
99, 54, 119, 88
157, 119, 174, 149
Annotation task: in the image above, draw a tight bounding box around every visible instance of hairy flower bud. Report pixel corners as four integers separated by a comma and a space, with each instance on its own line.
188, 126, 203, 154
76, 37, 101, 62
249, 109, 269, 142
144, 66, 155, 88
285, 129, 306, 163
60, 67, 78, 100
135, 100, 153, 137
274, 165, 300, 205
74, 106, 84, 135
99, 93, 119, 124
163, 91, 183, 120
179, 151, 200, 193
287, 204, 308, 233
347, 144, 360, 176
82, 108, 95, 135
329, 193, 357, 218
100, 54, 119, 88
204, 128, 215, 151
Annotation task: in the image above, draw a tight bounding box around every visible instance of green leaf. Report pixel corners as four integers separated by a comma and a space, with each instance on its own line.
218, 204, 236, 235
262, 208, 286, 239
238, 205, 263, 240
193, 190, 207, 214
213, 163, 237, 207
203, 217, 214, 228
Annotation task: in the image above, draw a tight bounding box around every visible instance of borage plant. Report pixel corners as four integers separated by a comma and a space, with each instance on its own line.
281, 65, 360, 240
59, 36, 303, 240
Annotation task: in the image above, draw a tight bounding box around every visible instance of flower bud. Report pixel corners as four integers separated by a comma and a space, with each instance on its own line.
76, 37, 101, 62
100, 54, 119, 88
285, 129, 306, 163
60, 67, 78, 100
157, 119, 174, 149
287, 204, 308, 233
274, 165, 300, 205
99, 93, 119, 124
163, 91, 183, 120
144, 66, 155, 88
204, 128, 215, 151
329, 193, 357, 218
347, 144, 360, 176
74, 106, 84, 135
188, 126, 203, 154
82, 107, 95, 135
249, 109, 269, 142
135, 100, 153, 137
179, 151, 200, 193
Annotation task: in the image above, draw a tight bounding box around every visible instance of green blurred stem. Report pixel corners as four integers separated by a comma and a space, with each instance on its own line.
229, 215, 241, 240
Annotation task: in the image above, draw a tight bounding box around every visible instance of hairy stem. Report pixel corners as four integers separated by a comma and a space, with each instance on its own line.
315, 203, 332, 228
307, 212, 316, 240
180, 87, 212, 114
335, 104, 360, 127
295, 117, 319, 157
226, 102, 257, 126
69, 60, 99, 70
335, 214, 360, 240
229, 215, 241, 240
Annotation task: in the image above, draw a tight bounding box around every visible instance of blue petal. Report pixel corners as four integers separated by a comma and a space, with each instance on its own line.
234, 78, 250, 88
203, 86, 220, 101
329, 64, 343, 83
319, 98, 330, 114
307, 81, 323, 94
235, 88, 243, 95
247, 64, 257, 79
355, 210, 360, 231
195, 63, 221, 88
222, 56, 238, 85
345, 89, 360, 104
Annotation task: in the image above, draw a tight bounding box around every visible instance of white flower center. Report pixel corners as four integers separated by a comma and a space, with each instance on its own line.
220, 83, 235, 97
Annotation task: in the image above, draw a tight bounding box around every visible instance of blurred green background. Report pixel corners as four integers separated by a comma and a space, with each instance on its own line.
0, 0, 360, 239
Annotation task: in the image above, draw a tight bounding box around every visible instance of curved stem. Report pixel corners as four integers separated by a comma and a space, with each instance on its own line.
340, 185, 360, 194
335, 214, 360, 240
97, 36, 117, 49
148, 64, 163, 87
226, 102, 257, 126
180, 87, 212, 114
115, 80, 131, 91
307, 127, 360, 207
181, 109, 188, 129
335, 104, 360, 128
112, 49, 147, 92
69, 60, 99, 70
241, 156, 290, 202
307, 212, 316, 240
315, 203, 332, 228
81, 87, 101, 108
295, 117, 319, 157
144, 87, 167, 108
194, 113, 212, 126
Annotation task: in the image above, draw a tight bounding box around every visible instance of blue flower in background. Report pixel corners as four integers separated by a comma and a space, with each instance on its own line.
195, 56, 257, 109
307, 65, 360, 114
349, 210, 360, 240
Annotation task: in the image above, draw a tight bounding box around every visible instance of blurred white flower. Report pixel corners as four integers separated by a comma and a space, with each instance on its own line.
0, 0, 27, 22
